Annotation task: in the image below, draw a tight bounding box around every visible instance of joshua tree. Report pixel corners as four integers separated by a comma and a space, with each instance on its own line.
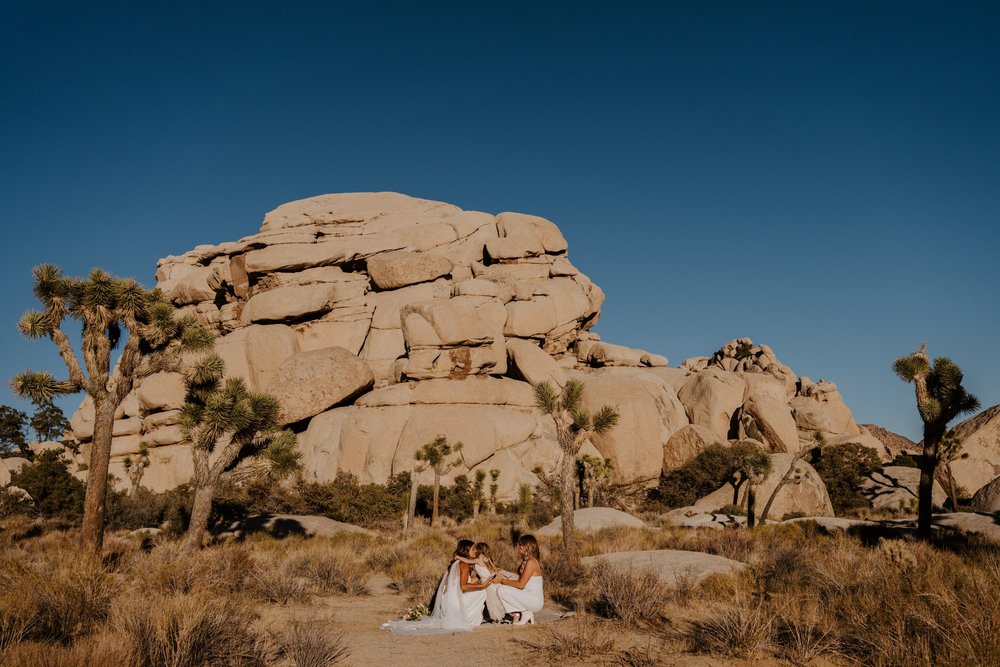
414, 435, 463, 527
12, 265, 213, 552
406, 458, 428, 531
0, 406, 29, 457
30, 401, 70, 442
726, 442, 772, 527
489, 468, 501, 513
122, 442, 150, 500
937, 428, 965, 512
894, 344, 979, 539
577, 454, 614, 508
180, 353, 300, 551
473, 469, 487, 518
533, 380, 619, 566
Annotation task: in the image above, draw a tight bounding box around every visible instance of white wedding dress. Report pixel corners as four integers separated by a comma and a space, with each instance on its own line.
381, 561, 487, 636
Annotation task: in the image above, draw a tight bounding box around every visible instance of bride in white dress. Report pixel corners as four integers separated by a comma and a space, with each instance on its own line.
382, 540, 494, 635
494, 534, 544, 625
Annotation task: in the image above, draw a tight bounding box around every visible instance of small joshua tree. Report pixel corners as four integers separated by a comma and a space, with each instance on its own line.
894, 344, 979, 539
489, 468, 501, 513
414, 435, 463, 527
473, 469, 487, 518
727, 442, 772, 527
12, 265, 213, 552
180, 353, 301, 551
577, 454, 614, 508
406, 457, 428, 531
534, 380, 619, 566
123, 442, 150, 500
937, 428, 965, 512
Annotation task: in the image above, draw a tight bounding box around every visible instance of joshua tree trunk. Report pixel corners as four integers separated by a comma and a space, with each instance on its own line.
918, 447, 939, 538
81, 397, 115, 553
185, 481, 216, 552
431, 469, 441, 527
559, 443, 578, 566
473, 499, 480, 519
407, 469, 419, 530
746, 483, 758, 528
944, 463, 960, 512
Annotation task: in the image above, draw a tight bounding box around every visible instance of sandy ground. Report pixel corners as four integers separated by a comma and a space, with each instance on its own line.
262, 574, 785, 667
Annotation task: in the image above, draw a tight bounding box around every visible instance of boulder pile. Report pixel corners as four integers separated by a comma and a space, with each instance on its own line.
64, 193, 885, 501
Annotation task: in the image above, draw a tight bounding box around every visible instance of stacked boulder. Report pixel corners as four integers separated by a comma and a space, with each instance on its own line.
66, 193, 883, 504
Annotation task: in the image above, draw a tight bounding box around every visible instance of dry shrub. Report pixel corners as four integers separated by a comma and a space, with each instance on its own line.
771, 596, 840, 664
135, 542, 256, 595
541, 556, 597, 612
520, 616, 617, 661
592, 562, 670, 626
686, 596, 773, 658
0, 553, 116, 644
577, 527, 663, 557
113, 590, 273, 666
386, 556, 442, 602
245, 565, 311, 605
283, 540, 370, 596
101, 533, 142, 572
0, 633, 125, 666
276, 617, 350, 666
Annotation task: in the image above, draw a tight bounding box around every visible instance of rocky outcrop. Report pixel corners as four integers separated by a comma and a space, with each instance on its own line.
861, 423, 918, 459
537, 507, 647, 536
65, 194, 881, 499
972, 474, 1000, 513
861, 466, 946, 511
582, 549, 747, 586
694, 452, 834, 519
948, 405, 1000, 498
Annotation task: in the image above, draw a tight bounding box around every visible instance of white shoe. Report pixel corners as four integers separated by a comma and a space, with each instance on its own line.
513, 610, 534, 625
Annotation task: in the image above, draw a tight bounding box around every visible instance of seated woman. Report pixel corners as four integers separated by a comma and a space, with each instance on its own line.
494, 534, 544, 625
381, 539, 494, 635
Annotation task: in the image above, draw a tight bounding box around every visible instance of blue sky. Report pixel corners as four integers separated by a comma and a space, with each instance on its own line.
1, 1, 997, 440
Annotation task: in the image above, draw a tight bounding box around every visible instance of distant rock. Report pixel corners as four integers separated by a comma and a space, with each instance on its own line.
861, 423, 918, 459
972, 474, 1000, 512
537, 507, 646, 537
222, 514, 375, 539
948, 406, 1000, 498
582, 549, 747, 586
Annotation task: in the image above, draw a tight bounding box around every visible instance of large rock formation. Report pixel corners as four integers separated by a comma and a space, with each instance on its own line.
948, 405, 1000, 498
64, 193, 881, 502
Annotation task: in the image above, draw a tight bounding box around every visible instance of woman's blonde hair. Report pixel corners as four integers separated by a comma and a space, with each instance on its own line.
518, 534, 540, 561
474, 542, 491, 559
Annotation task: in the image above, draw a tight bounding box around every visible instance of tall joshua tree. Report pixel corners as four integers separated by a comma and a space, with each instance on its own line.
894, 344, 979, 539
12, 265, 212, 552
414, 435, 463, 527
180, 353, 300, 551
534, 380, 619, 566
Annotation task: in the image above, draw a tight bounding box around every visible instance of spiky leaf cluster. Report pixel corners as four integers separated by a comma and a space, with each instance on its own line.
533, 380, 621, 442
894, 349, 980, 427
415, 435, 463, 473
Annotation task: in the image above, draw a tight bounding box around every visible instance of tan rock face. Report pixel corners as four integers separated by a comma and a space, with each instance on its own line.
862, 466, 946, 511
265, 347, 375, 425
74, 195, 878, 500
367, 251, 452, 290
949, 405, 1000, 496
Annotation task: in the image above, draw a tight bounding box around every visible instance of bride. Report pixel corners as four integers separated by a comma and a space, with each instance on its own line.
382, 539, 495, 636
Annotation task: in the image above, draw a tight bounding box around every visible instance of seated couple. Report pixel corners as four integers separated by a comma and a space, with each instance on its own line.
382, 534, 544, 636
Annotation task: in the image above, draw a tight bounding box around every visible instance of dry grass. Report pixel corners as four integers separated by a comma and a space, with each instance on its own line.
276, 616, 350, 666
520, 615, 618, 662
591, 562, 672, 626
0, 633, 125, 666
113, 590, 274, 666
685, 596, 773, 658
282, 539, 371, 596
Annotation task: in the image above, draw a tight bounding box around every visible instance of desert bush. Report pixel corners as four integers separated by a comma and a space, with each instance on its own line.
686, 597, 773, 658
276, 617, 350, 666
282, 540, 370, 596
113, 590, 273, 666
646, 444, 741, 510
0, 633, 125, 666
592, 562, 670, 626
0, 485, 34, 519
520, 615, 617, 662
0, 550, 116, 645
386, 555, 442, 602
245, 565, 311, 605
9, 450, 85, 520
811, 442, 881, 513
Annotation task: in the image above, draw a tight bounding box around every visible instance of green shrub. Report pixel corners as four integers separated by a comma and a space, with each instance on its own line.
646, 444, 739, 510
811, 443, 880, 513
105, 486, 193, 535
9, 449, 85, 520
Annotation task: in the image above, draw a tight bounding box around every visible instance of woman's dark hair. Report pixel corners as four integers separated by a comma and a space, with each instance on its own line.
455, 539, 475, 559
518, 534, 540, 561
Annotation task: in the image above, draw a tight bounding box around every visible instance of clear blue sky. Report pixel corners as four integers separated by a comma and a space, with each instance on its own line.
1, 1, 997, 440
